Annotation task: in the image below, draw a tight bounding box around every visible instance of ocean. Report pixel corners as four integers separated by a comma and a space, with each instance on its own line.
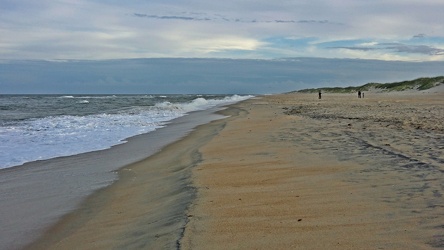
0, 94, 252, 249
0, 94, 251, 169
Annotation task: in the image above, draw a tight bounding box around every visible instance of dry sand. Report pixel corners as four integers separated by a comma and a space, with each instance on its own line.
182, 90, 443, 249
27, 89, 443, 249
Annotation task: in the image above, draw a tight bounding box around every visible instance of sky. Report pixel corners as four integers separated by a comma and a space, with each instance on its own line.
0, 1, 443, 94
1, 0, 443, 61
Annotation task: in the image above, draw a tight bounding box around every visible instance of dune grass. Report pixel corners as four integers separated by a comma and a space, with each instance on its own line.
298, 76, 444, 93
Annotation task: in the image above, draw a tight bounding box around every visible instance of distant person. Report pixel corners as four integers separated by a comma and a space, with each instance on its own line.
318, 90, 322, 99
358, 91, 361, 98
362, 92, 364, 98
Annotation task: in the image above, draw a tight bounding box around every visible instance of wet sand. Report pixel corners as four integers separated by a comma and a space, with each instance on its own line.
1, 108, 223, 250
23, 108, 229, 250
27, 90, 443, 249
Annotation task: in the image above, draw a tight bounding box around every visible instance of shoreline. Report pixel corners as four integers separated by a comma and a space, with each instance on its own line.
24, 104, 241, 249
21, 90, 444, 249
0, 105, 227, 250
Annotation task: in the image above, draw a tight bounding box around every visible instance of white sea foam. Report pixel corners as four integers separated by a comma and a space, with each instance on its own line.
0, 95, 252, 169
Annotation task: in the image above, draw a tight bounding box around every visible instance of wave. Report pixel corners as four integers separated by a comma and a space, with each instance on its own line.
154, 94, 253, 113
0, 95, 253, 169
59, 95, 118, 99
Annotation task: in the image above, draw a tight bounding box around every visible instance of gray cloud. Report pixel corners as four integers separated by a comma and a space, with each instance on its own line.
329, 47, 377, 51
298, 20, 333, 24
413, 34, 427, 38
133, 13, 211, 21
133, 13, 339, 25
330, 43, 444, 55
381, 43, 444, 55
1, 1, 443, 60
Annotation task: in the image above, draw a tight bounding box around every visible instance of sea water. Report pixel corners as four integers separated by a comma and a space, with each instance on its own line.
0, 94, 252, 169
0, 94, 253, 249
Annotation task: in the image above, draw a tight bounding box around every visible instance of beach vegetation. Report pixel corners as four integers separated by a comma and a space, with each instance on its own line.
297, 76, 444, 93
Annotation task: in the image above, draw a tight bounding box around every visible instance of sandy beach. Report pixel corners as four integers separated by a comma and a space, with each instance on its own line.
27, 89, 443, 249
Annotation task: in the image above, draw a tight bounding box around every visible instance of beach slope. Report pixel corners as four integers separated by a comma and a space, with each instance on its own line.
27, 90, 443, 249
182, 91, 443, 249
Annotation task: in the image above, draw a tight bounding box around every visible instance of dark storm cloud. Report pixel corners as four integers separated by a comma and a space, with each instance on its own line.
1, 58, 444, 94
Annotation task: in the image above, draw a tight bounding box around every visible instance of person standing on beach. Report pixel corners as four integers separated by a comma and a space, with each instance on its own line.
318, 90, 322, 99
358, 91, 362, 98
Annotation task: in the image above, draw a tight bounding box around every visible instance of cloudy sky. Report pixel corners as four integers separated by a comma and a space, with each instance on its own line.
1, 0, 443, 61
